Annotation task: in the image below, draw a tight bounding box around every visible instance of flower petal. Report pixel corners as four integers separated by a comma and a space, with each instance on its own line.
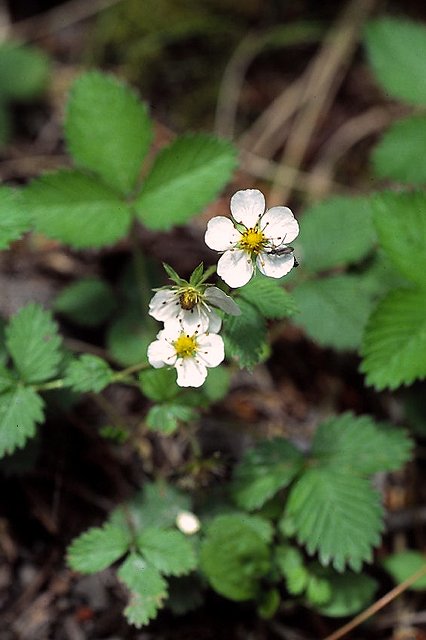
180, 307, 210, 334
204, 286, 241, 315
206, 310, 222, 333
257, 251, 295, 278
148, 289, 180, 322
197, 333, 225, 368
230, 189, 265, 227
262, 206, 299, 244
175, 358, 207, 387
205, 216, 240, 251
217, 249, 254, 288
147, 338, 177, 368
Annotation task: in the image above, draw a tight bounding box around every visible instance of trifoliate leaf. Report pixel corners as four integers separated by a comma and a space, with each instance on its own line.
286, 469, 383, 572
6, 303, 62, 383
222, 299, 267, 368
23, 170, 132, 249
372, 116, 426, 185
118, 553, 168, 628
0, 387, 44, 458
54, 278, 116, 327
67, 523, 131, 574
299, 196, 376, 272
0, 187, 30, 249
360, 288, 426, 390
312, 413, 413, 475
292, 275, 374, 350
314, 571, 378, 617
372, 191, 426, 287
65, 71, 152, 194
139, 368, 178, 402
275, 545, 309, 595
364, 18, 426, 105
135, 134, 237, 230
146, 403, 197, 434
0, 42, 49, 100
238, 275, 298, 319
64, 355, 114, 393
200, 514, 270, 601
383, 551, 426, 591
137, 528, 196, 576
232, 439, 304, 511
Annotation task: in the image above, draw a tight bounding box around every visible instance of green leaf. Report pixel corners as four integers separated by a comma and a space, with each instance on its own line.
107, 308, 155, 366
200, 514, 270, 601
312, 413, 413, 475
232, 439, 304, 511
118, 553, 168, 627
222, 299, 267, 368
364, 18, 426, 105
360, 288, 426, 390
372, 116, 426, 185
286, 469, 383, 572
0, 187, 30, 250
64, 355, 114, 393
23, 170, 132, 249
67, 523, 130, 574
238, 275, 298, 319
65, 71, 152, 194
372, 191, 426, 287
201, 365, 231, 402
0, 365, 17, 393
135, 134, 237, 230
0, 387, 44, 458
292, 275, 374, 350
383, 551, 426, 591
299, 196, 376, 272
0, 42, 49, 100
54, 278, 116, 327
146, 403, 196, 434
275, 545, 309, 595
315, 571, 378, 617
6, 303, 62, 383
137, 528, 196, 576
305, 570, 332, 607
139, 367, 178, 402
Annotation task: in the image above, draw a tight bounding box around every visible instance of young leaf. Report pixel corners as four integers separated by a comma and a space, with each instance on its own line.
286, 469, 383, 572
118, 553, 168, 628
64, 355, 114, 393
54, 278, 116, 327
238, 276, 298, 319
360, 288, 426, 389
0, 42, 49, 100
364, 18, 426, 105
275, 545, 309, 595
135, 134, 237, 230
6, 303, 62, 383
0, 187, 30, 250
372, 116, 426, 185
137, 528, 196, 576
0, 387, 44, 458
314, 571, 378, 617
65, 71, 152, 194
222, 299, 267, 368
67, 523, 131, 574
383, 551, 426, 591
139, 368, 178, 402
232, 439, 304, 511
22, 170, 132, 249
146, 403, 197, 434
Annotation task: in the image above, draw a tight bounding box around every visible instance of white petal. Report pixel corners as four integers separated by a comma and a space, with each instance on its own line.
262, 206, 299, 244
196, 333, 225, 368
148, 289, 180, 322
257, 251, 295, 278
204, 286, 241, 315
179, 307, 209, 334
147, 338, 176, 368
217, 249, 254, 288
206, 310, 222, 333
230, 189, 265, 227
205, 216, 240, 251
175, 358, 207, 387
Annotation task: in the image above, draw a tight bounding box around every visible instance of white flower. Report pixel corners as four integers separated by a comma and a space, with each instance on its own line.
147, 324, 225, 388
149, 285, 240, 333
205, 188, 299, 288
176, 510, 201, 535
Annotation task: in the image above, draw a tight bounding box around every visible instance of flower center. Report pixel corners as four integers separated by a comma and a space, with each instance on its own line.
179, 288, 199, 310
239, 227, 266, 254
173, 334, 198, 358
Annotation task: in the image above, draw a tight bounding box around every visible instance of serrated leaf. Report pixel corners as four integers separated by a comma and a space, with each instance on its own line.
383, 551, 426, 591
0, 42, 49, 100
137, 528, 196, 576
0, 187, 30, 249
0, 365, 17, 393
305, 571, 332, 607
372, 191, 426, 287
6, 303, 62, 383
372, 116, 426, 185
146, 403, 196, 434
65, 72, 152, 194
238, 275, 298, 319
360, 288, 426, 390
275, 545, 309, 595
312, 413, 413, 475
23, 170, 132, 249
222, 299, 267, 368
292, 275, 374, 350
118, 553, 167, 628
67, 523, 130, 574
364, 18, 426, 105
200, 514, 270, 601
232, 439, 304, 511
0, 387, 44, 458
139, 367, 178, 402
54, 278, 116, 327
315, 571, 378, 617
299, 196, 376, 272
135, 134, 237, 230
286, 469, 383, 572
64, 355, 114, 393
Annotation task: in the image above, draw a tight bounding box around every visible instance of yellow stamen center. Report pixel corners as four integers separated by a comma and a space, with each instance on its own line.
239, 227, 266, 254
179, 288, 199, 310
173, 334, 198, 358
